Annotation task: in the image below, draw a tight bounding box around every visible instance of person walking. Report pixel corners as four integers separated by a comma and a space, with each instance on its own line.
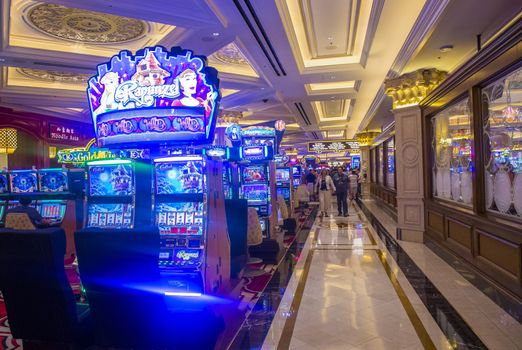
305, 169, 317, 202
315, 169, 336, 217
333, 167, 349, 216
348, 170, 359, 207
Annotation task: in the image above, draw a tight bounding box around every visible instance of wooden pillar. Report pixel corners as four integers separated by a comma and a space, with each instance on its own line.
385, 69, 447, 242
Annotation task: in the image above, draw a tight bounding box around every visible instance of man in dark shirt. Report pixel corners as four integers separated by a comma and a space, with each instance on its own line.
305, 170, 317, 201
6, 197, 49, 227
333, 167, 349, 216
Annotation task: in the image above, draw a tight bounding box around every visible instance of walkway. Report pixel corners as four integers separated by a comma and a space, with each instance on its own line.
261, 202, 522, 350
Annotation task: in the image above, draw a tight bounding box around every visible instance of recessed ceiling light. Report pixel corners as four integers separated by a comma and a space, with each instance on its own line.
212, 32, 220, 37
439, 44, 453, 53
330, 96, 335, 99
327, 36, 334, 41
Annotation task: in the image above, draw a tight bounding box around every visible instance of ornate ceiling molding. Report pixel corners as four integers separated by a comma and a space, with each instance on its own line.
16, 67, 90, 84
384, 68, 447, 109
26, 3, 147, 44
208, 42, 258, 77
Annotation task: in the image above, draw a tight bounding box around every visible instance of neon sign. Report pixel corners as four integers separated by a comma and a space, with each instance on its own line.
57, 139, 149, 165
87, 46, 220, 147
307, 140, 359, 153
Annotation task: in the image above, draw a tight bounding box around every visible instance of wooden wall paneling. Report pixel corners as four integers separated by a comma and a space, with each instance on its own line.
427, 210, 444, 237
447, 217, 473, 252
477, 230, 520, 278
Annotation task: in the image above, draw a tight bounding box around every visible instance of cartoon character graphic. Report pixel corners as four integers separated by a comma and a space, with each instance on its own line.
131, 52, 170, 86
96, 72, 121, 114
172, 69, 216, 114
111, 165, 131, 195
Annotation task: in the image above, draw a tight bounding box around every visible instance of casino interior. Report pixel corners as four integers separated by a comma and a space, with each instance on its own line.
0, 0, 521, 349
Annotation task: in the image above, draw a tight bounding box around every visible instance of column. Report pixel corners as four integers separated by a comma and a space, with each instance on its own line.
385, 69, 446, 242
356, 131, 378, 199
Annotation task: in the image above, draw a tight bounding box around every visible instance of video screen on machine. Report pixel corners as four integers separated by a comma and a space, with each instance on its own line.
292, 166, 301, 177
10, 171, 38, 193
171, 248, 202, 268
259, 219, 266, 232
155, 161, 204, 195
277, 187, 290, 201
293, 178, 300, 187
242, 166, 267, 184
38, 201, 66, 220
39, 170, 68, 192
0, 173, 8, 193
156, 202, 204, 235
87, 203, 133, 229
242, 184, 269, 205
275, 168, 290, 184
89, 164, 133, 197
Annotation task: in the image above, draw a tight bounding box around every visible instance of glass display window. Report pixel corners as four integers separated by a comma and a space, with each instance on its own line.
378, 145, 384, 185
431, 98, 473, 205
482, 67, 522, 217
386, 138, 395, 189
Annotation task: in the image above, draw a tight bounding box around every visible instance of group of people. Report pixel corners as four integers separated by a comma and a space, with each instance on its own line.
297, 167, 363, 217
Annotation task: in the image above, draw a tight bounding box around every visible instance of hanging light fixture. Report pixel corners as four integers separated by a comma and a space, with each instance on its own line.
0, 128, 17, 154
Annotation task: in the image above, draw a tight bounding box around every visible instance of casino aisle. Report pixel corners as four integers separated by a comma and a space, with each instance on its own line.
254, 201, 522, 350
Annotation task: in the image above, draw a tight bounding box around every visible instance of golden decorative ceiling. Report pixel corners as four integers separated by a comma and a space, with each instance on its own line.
16, 67, 90, 84
27, 4, 146, 43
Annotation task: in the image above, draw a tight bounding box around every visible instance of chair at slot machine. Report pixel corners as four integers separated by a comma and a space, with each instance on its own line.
0, 228, 92, 348
224, 199, 248, 279
244, 207, 267, 277
5, 213, 36, 230
278, 196, 297, 235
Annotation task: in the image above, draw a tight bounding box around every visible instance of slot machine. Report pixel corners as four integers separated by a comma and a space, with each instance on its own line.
292, 166, 301, 187
0, 172, 9, 225
36, 169, 70, 225
6, 170, 39, 210
154, 155, 229, 295
275, 167, 292, 208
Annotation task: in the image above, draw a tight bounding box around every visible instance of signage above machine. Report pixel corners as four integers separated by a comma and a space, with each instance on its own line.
87, 46, 220, 147
307, 140, 359, 153
57, 139, 149, 165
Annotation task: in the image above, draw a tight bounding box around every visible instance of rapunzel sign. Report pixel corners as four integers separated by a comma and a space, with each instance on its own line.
87, 46, 220, 147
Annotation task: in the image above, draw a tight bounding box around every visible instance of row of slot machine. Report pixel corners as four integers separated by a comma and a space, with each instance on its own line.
0, 168, 84, 227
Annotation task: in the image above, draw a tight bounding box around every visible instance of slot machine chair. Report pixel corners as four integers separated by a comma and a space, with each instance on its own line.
245, 207, 267, 277
224, 199, 248, 279
0, 227, 92, 348
75, 228, 172, 349
4, 213, 36, 230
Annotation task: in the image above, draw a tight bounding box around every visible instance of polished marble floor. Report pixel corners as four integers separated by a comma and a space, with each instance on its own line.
261, 202, 522, 350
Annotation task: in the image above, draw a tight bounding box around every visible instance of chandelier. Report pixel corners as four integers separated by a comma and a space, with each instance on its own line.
0, 128, 17, 154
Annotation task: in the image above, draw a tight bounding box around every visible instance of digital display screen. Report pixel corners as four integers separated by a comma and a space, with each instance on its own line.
292, 167, 301, 177
242, 184, 269, 205
87, 203, 133, 229
38, 202, 66, 219
155, 161, 204, 194
277, 187, 290, 201
0, 174, 8, 193
293, 178, 300, 187
89, 164, 133, 196
259, 219, 266, 232
275, 168, 290, 184
242, 166, 267, 184
39, 171, 68, 192
156, 202, 204, 235
10, 171, 38, 193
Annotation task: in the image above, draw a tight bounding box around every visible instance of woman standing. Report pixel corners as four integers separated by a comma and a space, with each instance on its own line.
315, 169, 336, 217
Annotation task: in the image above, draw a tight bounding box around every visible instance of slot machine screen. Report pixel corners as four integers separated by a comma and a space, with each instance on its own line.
242, 166, 267, 184
155, 161, 204, 195
0, 173, 8, 193
87, 203, 133, 229
292, 166, 301, 177
10, 171, 38, 193
156, 202, 204, 235
275, 168, 290, 184
39, 170, 68, 192
259, 219, 266, 232
8, 200, 36, 209
277, 187, 290, 201
89, 164, 133, 196
242, 184, 269, 205
293, 178, 300, 187
39, 201, 66, 220
0, 202, 5, 225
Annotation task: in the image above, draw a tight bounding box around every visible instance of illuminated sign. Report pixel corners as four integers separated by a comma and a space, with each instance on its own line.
87, 46, 220, 147
241, 126, 276, 137
308, 140, 359, 153
274, 154, 289, 164
57, 139, 148, 165
241, 146, 271, 161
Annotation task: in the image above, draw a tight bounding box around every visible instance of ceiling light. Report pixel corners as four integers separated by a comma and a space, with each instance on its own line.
439, 45, 453, 53
212, 32, 220, 37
